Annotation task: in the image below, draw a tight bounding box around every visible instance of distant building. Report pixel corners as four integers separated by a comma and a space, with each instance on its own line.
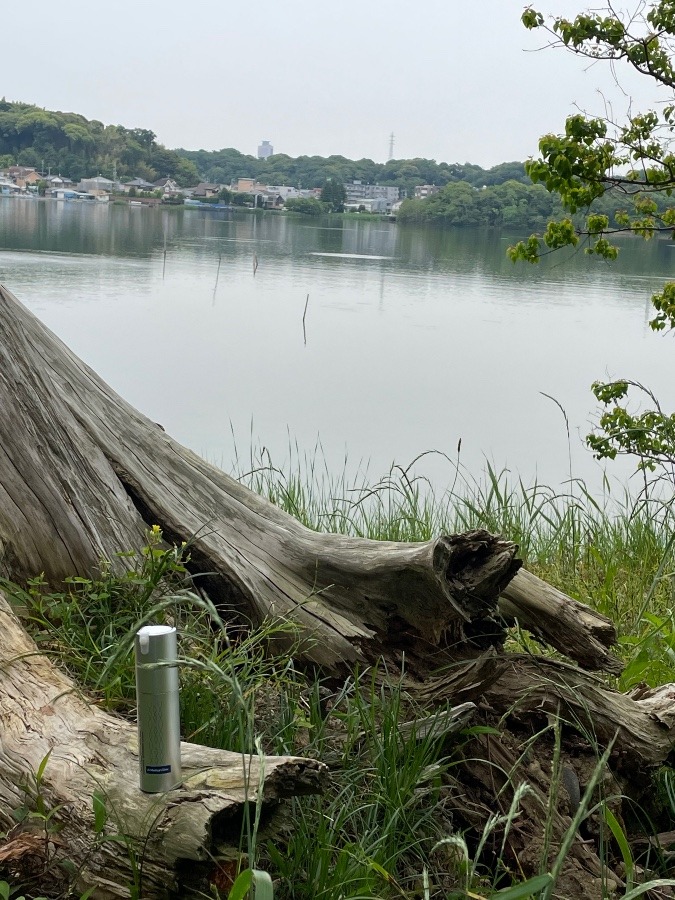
0, 177, 20, 195
77, 175, 116, 195
343, 181, 399, 203
153, 178, 181, 197
191, 182, 221, 198
45, 175, 75, 190
344, 198, 391, 214
257, 140, 274, 159
8, 166, 37, 179
122, 177, 156, 192
10, 168, 42, 189
414, 184, 441, 199
231, 177, 262, 194
265, 185, 300, 200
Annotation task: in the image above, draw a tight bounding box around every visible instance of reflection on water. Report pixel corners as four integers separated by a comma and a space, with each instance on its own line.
0, 198, 672, 495
310, 252, 393, 260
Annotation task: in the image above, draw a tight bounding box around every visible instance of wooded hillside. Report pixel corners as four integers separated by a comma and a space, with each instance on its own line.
0, 101, 199, 184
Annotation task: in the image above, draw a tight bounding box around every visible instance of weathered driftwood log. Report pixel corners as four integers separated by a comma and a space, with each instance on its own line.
499, 569, 621, 673
412, 651, 675, 770
459, 727, 625, 900
0, 592, 327, 899
412, 657, 675, 896
0, 283, 614, 673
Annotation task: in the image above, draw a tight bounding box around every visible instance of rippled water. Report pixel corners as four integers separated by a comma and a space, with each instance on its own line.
1, 198, 673, 495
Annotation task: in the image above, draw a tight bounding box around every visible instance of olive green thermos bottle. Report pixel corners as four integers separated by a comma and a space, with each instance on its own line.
135, 625, 182, 793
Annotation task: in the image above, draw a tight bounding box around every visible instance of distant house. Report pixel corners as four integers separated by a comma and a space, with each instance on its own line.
77, 175, 115, 195
13, 170, 43, 189
153, 178, 181, 197
8, 166, 37, 179
260, 192, 284, 209
122, 177, 156, 192
231, 177, 257, 194
344, 197, 391, 214
45, 175, 75, 190
266, 185, 300, 201
413, 184, 441, 199
190, 182, 220, 199
0, 177, 20, 195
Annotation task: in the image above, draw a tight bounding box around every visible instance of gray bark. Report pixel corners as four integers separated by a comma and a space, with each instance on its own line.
0, 592, 326, 898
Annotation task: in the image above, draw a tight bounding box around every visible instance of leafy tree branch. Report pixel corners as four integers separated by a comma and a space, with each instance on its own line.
513, 4, 675, 481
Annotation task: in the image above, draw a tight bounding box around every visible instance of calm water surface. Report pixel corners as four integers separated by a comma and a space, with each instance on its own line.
1, 199, 673, 496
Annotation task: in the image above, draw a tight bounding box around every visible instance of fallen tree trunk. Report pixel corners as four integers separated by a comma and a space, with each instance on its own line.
0, 283, 613, 674
2, 283, 675, 897
411, 652, 675, 770
499, 569, 621, 673
0, 592, 327, 899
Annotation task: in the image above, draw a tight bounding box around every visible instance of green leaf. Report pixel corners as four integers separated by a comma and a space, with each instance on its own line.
522, 8, 544, 29
623, 880, 675, 899
250, 869, 274, 899
227, 870, 252, 900
489, 874, 553, 898
461, 725, 502, 737
36, 747, 53, 784
0, 881, 10, 900
92, 790, 107, 834
227, 869, 274, 900
603, 806, 633, 890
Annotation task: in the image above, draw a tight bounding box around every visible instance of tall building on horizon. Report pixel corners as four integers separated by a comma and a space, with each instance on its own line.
258, 140, 274, 159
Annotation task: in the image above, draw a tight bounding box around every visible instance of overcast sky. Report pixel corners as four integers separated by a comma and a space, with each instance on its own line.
7, 1, 669, 166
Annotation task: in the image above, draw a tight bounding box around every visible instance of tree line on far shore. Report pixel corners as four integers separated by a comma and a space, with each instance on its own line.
397, 180, 563, 229
1, 99, 532, 202
7, 97, 663, 234
178, 147, 530, 199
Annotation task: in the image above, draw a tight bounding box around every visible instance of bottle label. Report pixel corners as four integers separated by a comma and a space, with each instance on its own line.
145, 765, 172, 774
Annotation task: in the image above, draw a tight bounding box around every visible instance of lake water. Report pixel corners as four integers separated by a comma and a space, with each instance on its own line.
0, 198, 673, 497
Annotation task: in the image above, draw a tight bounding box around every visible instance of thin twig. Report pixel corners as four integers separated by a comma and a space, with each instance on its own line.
214, 254, 222, 292
302, 294, 310, 345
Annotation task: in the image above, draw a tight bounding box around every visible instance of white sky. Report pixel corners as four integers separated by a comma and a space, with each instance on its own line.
6, 1, 670, 166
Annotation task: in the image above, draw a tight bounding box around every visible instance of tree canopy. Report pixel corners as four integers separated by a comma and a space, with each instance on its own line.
0, 100, 199, 185
320, 178, 346, 212
397, 179, 564, 229
510, 3, 675, 476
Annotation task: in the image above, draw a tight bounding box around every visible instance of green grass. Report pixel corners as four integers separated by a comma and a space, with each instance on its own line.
234, 445, 675, 669
4, 453, 675, 898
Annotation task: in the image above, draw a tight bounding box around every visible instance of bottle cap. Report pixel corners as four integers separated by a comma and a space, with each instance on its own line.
135, 625, 178, 693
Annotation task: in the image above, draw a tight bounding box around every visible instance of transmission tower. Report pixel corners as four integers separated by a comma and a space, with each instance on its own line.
388, 132, 395, 160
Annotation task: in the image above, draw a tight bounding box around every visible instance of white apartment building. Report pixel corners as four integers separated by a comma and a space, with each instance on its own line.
344, 181, 400, 202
